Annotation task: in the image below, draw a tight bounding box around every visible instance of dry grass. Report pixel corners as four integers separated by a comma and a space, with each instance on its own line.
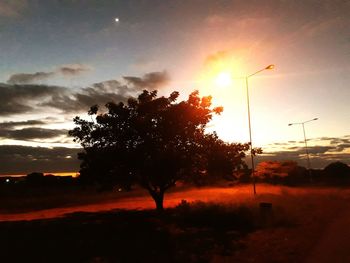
1, 184, 350, 262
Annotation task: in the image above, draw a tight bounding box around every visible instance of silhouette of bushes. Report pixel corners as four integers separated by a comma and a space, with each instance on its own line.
253, 161, 350, 186
323, 161, 350, 185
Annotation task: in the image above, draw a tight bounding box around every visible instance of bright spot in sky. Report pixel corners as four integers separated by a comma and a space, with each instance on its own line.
215, 72, 232, 88
115, 17, 119, 22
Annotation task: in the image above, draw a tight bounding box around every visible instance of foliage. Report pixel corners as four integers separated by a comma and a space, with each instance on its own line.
69, 90, 250, 210
323, 161, 350, 184
324, 161, 350, 177
255, 161, 308, 185
187, 133, 250, 185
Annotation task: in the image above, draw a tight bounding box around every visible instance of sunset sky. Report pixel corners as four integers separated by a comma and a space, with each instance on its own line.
0, 0, 349, 175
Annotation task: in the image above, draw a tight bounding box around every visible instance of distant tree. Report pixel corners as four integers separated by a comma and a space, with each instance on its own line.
191, 133, 250, 185
26, 172, 45, 186
256, 161, 297, 178
255, 161, 308, 185
70, 90, 249, 210
324, 162, 350, 182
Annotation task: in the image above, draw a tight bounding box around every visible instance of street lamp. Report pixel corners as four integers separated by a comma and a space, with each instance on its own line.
246, 64, 275, 195
288, 118, 318, 181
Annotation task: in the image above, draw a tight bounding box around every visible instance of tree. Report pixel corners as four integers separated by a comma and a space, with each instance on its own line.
255, 161, 307, 185
26, 172, 45, 186
189, 133, 249, 185
69, 90, 249, 210
324, 161, 350, 183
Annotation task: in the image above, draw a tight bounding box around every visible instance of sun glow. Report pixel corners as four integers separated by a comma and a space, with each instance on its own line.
215, 72, 232, 88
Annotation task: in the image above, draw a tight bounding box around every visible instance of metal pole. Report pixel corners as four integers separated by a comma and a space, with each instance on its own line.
302, 123, 312, 182
246, 77, 256, 195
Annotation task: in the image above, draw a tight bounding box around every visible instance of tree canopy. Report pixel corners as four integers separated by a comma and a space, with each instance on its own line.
69, 90, 250, 210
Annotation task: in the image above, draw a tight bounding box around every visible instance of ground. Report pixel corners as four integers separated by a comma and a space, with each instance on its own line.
1, 184, 350, 262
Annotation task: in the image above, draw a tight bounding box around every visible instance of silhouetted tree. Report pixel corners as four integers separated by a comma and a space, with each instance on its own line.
255, 161, 308, 185
26, 172, 45, 186
188, 133, 250, 185
323, 161, 350, 184
70, 90, 249, 210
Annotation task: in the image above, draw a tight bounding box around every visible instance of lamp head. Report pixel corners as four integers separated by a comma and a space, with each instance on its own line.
265, 64, 275, 70
288, 123, 293, 126
313, 118, 318, 121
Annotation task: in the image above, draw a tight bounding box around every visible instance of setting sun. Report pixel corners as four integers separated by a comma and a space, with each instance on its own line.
215, 72, 232, 88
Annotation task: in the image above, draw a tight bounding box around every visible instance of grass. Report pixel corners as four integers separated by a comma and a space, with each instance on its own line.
1, 184, 350, 262
0, 200, 275, 263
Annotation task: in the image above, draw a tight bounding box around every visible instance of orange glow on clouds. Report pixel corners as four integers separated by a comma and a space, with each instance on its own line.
45, 172, 79, 177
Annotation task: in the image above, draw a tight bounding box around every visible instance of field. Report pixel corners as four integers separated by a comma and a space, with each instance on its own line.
1, 184, 350, 262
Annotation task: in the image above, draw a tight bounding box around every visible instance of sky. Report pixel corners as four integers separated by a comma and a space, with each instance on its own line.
0, 0, 349, 175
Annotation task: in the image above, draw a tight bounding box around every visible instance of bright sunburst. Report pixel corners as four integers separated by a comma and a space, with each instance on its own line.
214, 72, 232, 88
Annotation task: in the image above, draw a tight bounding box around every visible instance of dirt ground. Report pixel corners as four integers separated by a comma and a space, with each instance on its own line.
1, 184, 350, 262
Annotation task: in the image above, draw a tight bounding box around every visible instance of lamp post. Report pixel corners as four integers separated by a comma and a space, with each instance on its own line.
288, 118, 318, 181
245, 64, 274, 195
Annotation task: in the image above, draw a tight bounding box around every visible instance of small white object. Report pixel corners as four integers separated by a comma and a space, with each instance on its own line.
115, 17, 119, 23
5, 179, 10, 183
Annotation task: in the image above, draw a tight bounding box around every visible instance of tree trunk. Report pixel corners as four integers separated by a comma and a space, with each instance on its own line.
155, 194, 164, 211
150, 190, 164, 211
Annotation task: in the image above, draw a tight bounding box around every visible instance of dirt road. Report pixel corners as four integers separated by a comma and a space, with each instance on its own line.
0, 185, 262, 221
305, 204, 350, 263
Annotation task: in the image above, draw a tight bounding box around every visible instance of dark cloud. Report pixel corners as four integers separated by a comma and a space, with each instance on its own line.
0, 119, 47, 129
42, 80, 131, 113
0, 145, 81, 174
0, 83, 67, 116
7, 64, 92, 85
0, 117, 67, 141
257, 151, 350, 170
0, 128, 68, 140
92, 80, 123, 91
261, 136, 350, 168
58, 64, 92, 76
0, 81, 125, 115
123, 71, 170, 90
7, 72, 55, 84
1, 71, 167, 116
306, 146, 334, 155
330, 137, 350, 145
337, 143, 350, 152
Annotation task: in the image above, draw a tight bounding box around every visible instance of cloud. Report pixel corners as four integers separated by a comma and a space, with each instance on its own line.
0, 119, 47, 129
58, 64, 92, 76
0, 0, 27, 17
0, 82, 126, 115
41, 80, 132, 113
261, 135, 350, 168
0, 127, 68, 140
6, 63, 92, 84
92, 79, 125, 92
0, 145, 81, 174
123, 71, 170, 90
7, 72, 56, 84
204, 50, 230, 65
0, 118, 67, 141
0, 83, 67, 116
0, 71, 171, 116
